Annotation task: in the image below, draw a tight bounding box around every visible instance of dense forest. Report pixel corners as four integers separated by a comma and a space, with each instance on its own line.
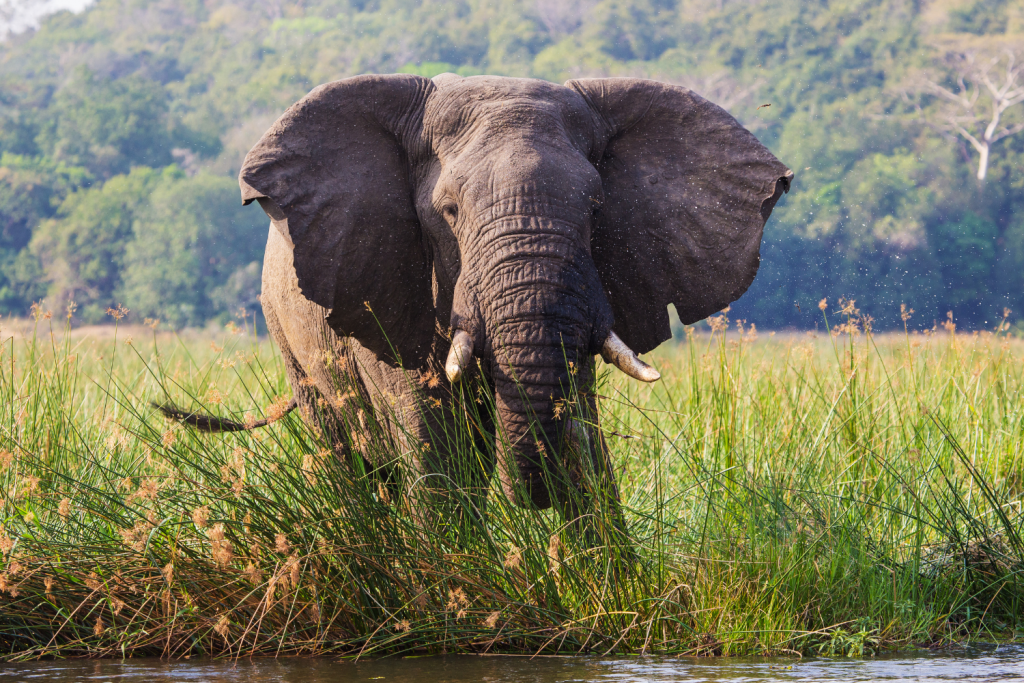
0, 0, 1021, 329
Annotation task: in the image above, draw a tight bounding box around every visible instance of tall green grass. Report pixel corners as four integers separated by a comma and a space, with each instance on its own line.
0, 305, 1022, 660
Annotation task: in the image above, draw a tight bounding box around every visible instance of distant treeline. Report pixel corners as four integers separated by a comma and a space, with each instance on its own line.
0, 0, 1022, 329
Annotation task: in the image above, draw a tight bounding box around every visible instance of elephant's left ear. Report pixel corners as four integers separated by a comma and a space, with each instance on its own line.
566, 78, 793, 354
239, 74, 436, 366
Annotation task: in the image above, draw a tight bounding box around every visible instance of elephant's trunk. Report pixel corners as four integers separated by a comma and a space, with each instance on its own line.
474, 227, 609, 509
490, 318, 592, 509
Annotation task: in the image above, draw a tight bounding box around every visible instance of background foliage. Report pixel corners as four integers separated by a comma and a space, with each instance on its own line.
0, 0, 1022, 329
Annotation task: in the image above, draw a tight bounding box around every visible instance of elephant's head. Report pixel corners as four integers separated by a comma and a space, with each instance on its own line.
239, 74, 792, 510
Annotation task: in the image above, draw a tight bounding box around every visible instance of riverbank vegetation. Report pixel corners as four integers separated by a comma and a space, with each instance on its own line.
1, 305, 1022, 660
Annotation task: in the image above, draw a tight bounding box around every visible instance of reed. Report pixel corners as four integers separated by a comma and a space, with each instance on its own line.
0, 303, 1022, 660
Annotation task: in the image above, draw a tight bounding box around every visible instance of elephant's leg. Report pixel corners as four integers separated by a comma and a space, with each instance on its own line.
263, 300, 317, 420
263, 297, 351, 453
351, 348, 495, 534
261, 226, 389, 487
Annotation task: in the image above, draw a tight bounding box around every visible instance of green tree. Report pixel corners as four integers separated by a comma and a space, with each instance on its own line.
930, 212, 1000, 320
0, 153, 89, 313
36, 69, 176, 180
119, 172, 267, 328
30, 166, 162, 323
844, 151, 933, 254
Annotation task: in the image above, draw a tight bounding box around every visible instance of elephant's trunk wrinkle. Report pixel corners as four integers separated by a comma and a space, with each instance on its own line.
487, 300, 596, 510
472, 237, 587, 286
469, 211, 584, 234
464, 193, 594, 230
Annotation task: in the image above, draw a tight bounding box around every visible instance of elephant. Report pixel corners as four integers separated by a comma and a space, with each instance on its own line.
161, 73, 792, 524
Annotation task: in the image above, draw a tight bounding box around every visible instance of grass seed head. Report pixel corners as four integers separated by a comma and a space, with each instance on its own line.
484, 611, 500, 628
275, 533, 290, 554
547, 534, 562, 571
503, 545, 522, 570
192, 506, 210, 530
30, 301, 51, 321
266, 395, 291, 422
119, 520, 153, 553
105, 304, 129, 321
21, 475, 40, 497
447, 587, 469, 611
205, 386, 225, 405
214, 614, 230, 638
209, 524, 233, 567
243, 562, 262, 584
128, 478, 160, 503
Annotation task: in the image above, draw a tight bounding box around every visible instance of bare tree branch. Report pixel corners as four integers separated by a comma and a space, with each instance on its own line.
907, 40, 1024, 181
991, 120, 1024, 144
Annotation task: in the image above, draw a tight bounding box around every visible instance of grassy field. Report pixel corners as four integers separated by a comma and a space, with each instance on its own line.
1, 305, 1023, 660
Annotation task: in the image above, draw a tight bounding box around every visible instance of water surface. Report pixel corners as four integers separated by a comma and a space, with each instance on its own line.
2, 646, 1022, 682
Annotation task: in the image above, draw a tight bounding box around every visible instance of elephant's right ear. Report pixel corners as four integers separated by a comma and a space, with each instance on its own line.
239, 74, 436, 366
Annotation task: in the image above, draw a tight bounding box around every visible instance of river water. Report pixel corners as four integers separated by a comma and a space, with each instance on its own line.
2, 647, 1022, 682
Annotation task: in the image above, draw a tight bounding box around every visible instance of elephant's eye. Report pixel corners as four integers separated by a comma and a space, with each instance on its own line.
442, 204, 459, 226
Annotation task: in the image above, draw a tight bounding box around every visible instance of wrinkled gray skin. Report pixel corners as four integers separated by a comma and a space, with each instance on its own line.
240, 74, 792, 513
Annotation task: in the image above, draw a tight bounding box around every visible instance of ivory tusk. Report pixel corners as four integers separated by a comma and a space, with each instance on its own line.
445, 329, 474, 383
600, 330, 661, 383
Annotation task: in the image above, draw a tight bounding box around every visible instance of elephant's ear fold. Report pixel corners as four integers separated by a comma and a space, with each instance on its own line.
239, 74, 435, 366
567, 78, 793, 353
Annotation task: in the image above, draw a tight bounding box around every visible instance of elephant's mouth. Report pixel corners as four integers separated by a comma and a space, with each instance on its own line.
445, 328, 659, 384
444, 326, 657, 510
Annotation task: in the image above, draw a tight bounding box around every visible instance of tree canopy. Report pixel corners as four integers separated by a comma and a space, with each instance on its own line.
0, 0, 1022, 329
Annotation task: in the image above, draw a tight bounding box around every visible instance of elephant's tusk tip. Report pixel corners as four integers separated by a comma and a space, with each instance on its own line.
601, 330, 661, 383
637, 366, 661, 383
445, 329, 474, 384
445, 362, 463, 383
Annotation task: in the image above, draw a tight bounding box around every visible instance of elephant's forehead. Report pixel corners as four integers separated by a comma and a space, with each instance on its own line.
432, 74, 570, 101
424, 75, 590, 152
